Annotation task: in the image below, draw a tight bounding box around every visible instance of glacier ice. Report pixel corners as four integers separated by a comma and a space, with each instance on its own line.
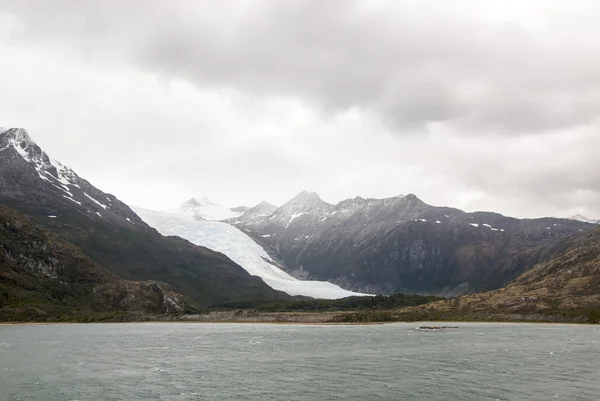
133, 207, 368, 299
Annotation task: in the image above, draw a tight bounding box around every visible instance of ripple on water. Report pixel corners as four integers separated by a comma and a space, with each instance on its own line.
0, 323, 599, 400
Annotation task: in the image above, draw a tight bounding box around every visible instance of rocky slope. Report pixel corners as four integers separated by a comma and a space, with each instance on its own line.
409, 227, 600, 322
0, 204, 196, 321
0, 128, 288, 308
232, 191, 595, 296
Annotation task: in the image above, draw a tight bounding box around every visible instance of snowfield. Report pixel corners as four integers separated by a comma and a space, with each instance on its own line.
133, 207, 368, 299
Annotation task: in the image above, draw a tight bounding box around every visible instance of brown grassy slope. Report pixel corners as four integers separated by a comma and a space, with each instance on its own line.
401, 227, 600, 321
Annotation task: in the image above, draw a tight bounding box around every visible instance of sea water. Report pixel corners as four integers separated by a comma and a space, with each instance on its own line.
0, 322, 599, 400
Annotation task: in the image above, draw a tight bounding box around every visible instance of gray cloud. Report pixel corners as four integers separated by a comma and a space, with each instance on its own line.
0, 1, 599, 219
4, 0, 600, 134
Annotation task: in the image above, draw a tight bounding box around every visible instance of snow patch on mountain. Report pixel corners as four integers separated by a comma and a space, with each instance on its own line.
133, 206, 367, 299
0, 128, 83, 190
84, 192, 108, 209
287, 212, 306, 227
569, 214, 599, 224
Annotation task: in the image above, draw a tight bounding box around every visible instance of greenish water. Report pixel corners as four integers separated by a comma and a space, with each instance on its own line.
0, 322, 599, 400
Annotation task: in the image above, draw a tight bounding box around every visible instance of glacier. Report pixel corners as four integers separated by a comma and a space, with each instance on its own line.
132, 207, 368, 299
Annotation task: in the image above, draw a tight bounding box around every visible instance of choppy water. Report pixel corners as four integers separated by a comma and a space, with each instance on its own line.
0, 323, 599, 400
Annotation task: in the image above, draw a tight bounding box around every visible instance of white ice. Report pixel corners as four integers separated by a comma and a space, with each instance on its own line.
133, 207, 369, 299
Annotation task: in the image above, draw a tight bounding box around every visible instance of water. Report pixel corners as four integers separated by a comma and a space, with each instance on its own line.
0, 323, 599, 400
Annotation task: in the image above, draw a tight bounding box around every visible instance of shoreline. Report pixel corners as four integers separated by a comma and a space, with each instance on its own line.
1, 320, 597, 327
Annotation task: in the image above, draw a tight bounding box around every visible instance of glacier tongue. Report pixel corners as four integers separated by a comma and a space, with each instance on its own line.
133, 207, 367, 299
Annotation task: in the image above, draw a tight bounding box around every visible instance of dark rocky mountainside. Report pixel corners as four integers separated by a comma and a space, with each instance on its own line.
0, 204, 195, 321
233, 191, 595, 296
0, 128, 287, 309
411, 226, 600, 322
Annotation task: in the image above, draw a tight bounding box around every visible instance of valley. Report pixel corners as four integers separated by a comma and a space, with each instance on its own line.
1, 127, 599, 324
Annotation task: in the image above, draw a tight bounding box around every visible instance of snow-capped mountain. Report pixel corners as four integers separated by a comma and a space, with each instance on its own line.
569, 214, 600, 224
179, 197, 243, 221
132, 206, 367, 299
0, 127, 145, 226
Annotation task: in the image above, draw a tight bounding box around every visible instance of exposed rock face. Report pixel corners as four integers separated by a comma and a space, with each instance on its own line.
0, 128, 288, 309
232, 191, 595, 296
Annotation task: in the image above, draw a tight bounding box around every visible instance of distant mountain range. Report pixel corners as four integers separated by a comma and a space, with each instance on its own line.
228, 191, 596, 296
148, 190, 596, 298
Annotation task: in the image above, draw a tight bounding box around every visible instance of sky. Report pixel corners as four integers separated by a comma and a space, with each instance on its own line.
0, 0, 599, 219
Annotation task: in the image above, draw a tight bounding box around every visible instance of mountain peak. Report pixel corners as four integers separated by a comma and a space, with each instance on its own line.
292, 190, 322, 203
257, 200, 276, 209
401, 193, 426, 206
179, 197, 241, 221
181, 197, 217, 210
0, 128, 52, 170
570, 214, 599, 224
231, 200, 278, 222
183, 197, 201, 206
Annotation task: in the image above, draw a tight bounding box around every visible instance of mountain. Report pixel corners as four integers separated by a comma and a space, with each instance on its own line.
570, 214, 600, 224
133, 206, 366, 299
232, 191, 596, 296
179, 197, 242, 221
0, 128, 287, 308
411, 226, 600, 322
227, 201, 278, 224
0, 204, 196, 321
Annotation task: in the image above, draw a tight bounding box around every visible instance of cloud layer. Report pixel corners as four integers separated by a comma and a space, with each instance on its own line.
1, 0, 599, 218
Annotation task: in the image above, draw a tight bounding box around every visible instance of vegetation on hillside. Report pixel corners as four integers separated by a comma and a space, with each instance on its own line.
0, 205, 198, 321
211, 293, 441, 312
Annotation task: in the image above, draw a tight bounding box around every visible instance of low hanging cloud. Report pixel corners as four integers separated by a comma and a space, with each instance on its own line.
0, 0, 599, 218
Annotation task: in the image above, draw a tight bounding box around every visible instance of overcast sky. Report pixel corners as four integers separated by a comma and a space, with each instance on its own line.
1, 0, 599, 218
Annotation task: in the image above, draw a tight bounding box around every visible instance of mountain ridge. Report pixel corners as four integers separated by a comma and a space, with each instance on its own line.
569, 214, 600, 224
231, 190, 596, 296
0, 128, 288, 309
